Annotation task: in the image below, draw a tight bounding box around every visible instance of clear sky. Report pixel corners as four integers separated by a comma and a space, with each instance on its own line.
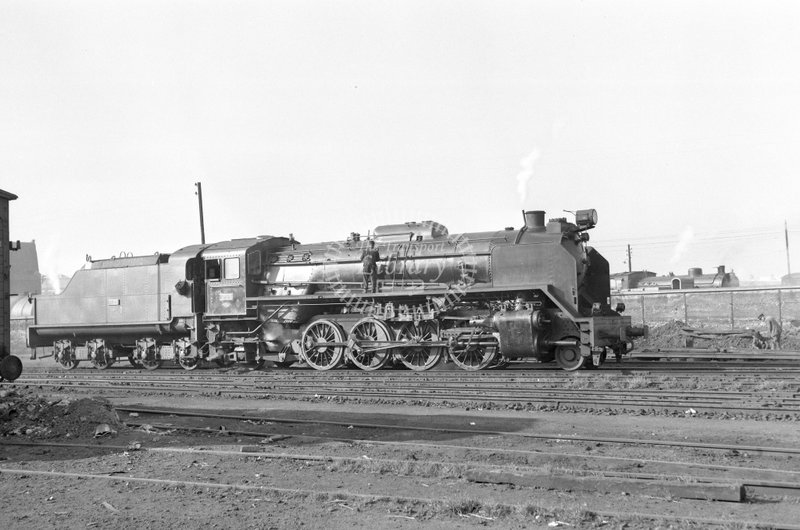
2, 1, 799, 282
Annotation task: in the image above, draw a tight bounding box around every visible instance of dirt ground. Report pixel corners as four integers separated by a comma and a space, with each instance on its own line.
2, 375, 800, 529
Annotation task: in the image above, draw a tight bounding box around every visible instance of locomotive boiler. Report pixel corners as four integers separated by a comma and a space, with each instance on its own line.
28, 209, 642, 371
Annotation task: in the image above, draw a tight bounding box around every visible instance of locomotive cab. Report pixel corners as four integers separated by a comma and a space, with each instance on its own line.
203, 245, 251, 317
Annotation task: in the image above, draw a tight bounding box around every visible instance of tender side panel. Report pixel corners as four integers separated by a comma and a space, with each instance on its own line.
105, 266, 160, 323
35, 265, 162, 326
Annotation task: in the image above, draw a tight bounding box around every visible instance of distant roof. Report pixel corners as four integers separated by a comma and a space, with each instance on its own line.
0, 188, 18, 201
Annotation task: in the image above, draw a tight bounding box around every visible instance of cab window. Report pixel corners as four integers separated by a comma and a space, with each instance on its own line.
224, 257, 240, 280
206, 260, 221, 281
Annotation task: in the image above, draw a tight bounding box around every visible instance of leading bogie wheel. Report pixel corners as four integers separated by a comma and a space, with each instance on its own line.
555, 340, 585, 371
301, 319, 346, 370
347, 318, 393, 371
395, 321, 444, 371
450, 336, 498, 371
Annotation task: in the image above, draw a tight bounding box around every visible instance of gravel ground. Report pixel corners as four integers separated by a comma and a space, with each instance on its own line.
2, 385, 800, 529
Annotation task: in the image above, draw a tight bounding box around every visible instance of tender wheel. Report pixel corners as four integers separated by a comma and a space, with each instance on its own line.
141, 357, 162, 371
135, 338, 161, 371
128, 355, 144, 369
301, 319, 345, 370
178, 357, 202, 371
395, 321, 444, 371
555, 340, 585, 371
56, 351, 79, 370
92, 352, 112, 370
347, 318, 393, 371
450, 335, 498, 371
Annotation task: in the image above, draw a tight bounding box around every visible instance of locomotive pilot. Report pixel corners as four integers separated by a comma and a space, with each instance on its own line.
360, 240, 381, 293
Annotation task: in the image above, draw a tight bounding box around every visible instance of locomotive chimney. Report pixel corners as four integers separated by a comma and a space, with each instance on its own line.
717, 265, 726, 274
523, 210, 546, 231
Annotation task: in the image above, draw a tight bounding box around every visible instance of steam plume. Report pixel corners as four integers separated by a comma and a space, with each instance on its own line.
670, 226, 695, 266
516, 148, 541, 204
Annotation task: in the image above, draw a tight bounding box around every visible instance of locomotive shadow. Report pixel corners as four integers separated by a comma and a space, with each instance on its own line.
265, 409, 539, 445
165, 407, 540, 447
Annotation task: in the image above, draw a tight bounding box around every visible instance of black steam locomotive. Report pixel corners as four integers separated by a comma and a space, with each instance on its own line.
28, 209, 642, 372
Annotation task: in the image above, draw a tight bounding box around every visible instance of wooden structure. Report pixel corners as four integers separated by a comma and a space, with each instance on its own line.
1, 188, 18, 359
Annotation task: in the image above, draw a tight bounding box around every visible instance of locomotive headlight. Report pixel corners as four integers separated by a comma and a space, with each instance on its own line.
576, 209, 598, 229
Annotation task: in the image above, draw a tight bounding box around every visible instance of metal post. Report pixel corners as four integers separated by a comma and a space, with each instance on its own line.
729, 291, 734, 329
785, 220, 791, 275
195, 182, 206, 245
640, 295, 646, 328
683, 292, 688, 325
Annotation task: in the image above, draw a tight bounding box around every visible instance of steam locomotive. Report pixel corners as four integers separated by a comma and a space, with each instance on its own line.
28, 209, 642, 372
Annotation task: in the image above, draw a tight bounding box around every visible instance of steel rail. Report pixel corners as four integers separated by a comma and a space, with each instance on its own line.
18, 373, 798, 399
17, 366, 800, 381
21, 362, 800, 376
116, 406, 800, 455
3, 437, 799, 486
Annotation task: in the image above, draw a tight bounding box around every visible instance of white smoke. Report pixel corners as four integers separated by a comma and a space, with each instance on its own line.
515, 148, 541, 204
669, 226, 695, 266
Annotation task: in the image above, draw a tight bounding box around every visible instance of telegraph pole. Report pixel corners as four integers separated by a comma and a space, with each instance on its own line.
627, 244, 632, 272
786, 220, 791, 275
195, 182, 206, 244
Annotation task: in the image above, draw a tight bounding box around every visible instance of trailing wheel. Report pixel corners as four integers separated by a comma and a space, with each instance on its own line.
450, 335, 498, 371
173, 339, 200, 371
555, 340, 584, 371
395, 321, 444, 371
346, 318, 392, 371
301, 319, 345, 370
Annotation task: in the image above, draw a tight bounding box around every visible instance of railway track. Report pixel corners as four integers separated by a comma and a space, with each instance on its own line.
10, 363, 800, 416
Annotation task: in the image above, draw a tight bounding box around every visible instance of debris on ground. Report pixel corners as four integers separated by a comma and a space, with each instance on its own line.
0, 389, 122, 439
